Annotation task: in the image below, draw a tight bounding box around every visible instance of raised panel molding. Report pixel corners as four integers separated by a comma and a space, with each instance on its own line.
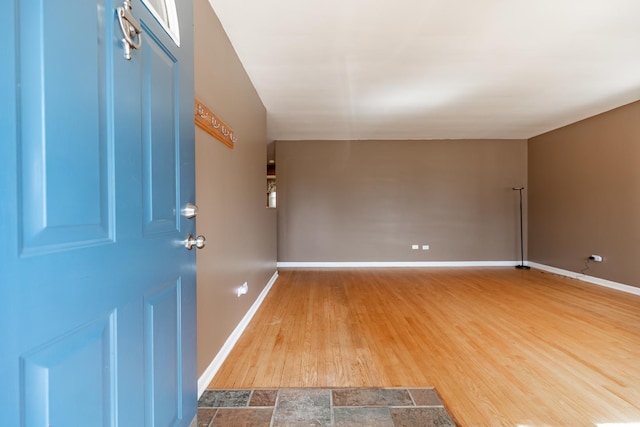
20, 312, 117, 426
142, 25, 180, 237
18, 0, 113, 255
144, 277, 183, 426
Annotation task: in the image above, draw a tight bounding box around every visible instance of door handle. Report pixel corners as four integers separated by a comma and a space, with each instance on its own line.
184, 234, 206, 250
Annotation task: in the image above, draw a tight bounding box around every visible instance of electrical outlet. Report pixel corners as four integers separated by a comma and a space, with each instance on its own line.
411, 244, 419, 250
422, 245, 429, 250
589, 255, 603, 262
237, 282, 249, 297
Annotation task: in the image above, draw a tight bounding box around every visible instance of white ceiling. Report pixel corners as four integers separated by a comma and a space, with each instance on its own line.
207, 0, 640, 141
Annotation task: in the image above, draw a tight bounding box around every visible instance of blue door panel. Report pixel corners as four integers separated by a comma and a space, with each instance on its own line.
18, 0, 113, 254
21, 313, 116, 427
142, 30, 179, 236
1, 0, 196, 425
145, 278, 182, 426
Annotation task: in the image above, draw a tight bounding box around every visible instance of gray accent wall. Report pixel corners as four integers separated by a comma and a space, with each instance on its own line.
194, 0, 277, 377
276, 139, 527, 262
528, 101, 640, 288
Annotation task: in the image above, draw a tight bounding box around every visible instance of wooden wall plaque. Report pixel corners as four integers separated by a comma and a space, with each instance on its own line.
194, 98, 236, 149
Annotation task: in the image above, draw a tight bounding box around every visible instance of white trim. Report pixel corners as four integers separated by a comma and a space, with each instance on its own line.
197, 270, 279, 398
276, 261, 640, 296
528, 262, 640, 296
277, 261, 520, 268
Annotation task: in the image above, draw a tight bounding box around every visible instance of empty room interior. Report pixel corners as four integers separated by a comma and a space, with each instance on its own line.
194, 0, 640, 425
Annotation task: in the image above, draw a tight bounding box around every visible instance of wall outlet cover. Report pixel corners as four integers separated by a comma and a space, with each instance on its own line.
237, 282, 249, 297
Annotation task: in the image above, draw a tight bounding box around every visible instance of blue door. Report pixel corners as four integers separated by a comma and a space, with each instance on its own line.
0, 0, 196, 425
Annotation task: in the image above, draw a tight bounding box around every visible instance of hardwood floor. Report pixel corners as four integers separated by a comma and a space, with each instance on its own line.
209, 268, 640, 426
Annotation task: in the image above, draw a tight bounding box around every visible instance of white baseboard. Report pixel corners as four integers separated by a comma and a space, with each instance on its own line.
277, 261, 520, 268
276, 260, 640, 296
528, 262, 640, 296
197, 270, 279, 398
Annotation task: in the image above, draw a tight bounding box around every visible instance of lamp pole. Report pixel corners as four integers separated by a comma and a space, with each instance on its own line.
513, 187, 530, 270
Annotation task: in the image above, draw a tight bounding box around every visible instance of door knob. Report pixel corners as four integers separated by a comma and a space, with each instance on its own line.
184, 234, 206, 250
181, 203, 199, 219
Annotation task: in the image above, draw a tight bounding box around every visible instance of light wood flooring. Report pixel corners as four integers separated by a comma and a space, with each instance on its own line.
209, 268, 640, 426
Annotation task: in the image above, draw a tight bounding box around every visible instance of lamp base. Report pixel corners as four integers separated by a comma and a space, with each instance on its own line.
515, 265, 531, 270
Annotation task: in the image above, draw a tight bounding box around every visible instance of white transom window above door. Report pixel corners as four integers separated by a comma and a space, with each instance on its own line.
141, 0, 180, 46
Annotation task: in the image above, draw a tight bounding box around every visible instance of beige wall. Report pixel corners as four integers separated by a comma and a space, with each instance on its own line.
277, 139, 527, 262
528, 101, 640, 288
194, 0, 277, 377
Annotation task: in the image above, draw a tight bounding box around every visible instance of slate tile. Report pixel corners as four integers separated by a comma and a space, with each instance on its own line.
273, 388, 332, 426
197, 408, 217, 427
210, 408, 273, 426
334, 407, 394, 427
390, 407, 456, 427
332, 388, 413, 407
250, 389, 278, 407
198, 390, 252, 407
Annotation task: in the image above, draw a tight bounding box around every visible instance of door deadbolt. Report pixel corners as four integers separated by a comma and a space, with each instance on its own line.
181, 203, 199, 219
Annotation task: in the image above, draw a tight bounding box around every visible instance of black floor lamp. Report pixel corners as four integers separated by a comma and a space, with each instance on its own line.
512, 187, 530, 270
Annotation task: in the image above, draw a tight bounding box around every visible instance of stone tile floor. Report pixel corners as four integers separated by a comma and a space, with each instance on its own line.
198, 387, 457, 426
